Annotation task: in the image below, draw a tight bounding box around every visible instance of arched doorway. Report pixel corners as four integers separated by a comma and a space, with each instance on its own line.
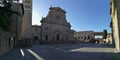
45, 35, 48, 41
56, 34, 60, 41
33, 35, 39, 44
32, 33, 41, 44
34, 36, 38, 40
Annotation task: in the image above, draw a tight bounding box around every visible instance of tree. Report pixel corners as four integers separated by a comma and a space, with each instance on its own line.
102, 29, 108, 39
0, 0, 19, 31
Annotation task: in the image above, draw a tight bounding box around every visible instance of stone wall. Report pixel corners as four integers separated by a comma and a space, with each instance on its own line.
111, 0, 120, 51
0, 28, 14, 56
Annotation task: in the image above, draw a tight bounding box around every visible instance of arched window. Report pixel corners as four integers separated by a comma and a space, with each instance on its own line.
81, 37, 83, 39
34, 36, 38, 40
88, 36, 90, 39
78, 37, 80, 39
84, 36, 86, 40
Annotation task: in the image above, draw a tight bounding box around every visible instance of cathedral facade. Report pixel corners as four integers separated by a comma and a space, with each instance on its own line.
39, 7, 75, 43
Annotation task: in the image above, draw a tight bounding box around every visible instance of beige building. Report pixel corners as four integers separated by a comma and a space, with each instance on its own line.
21, 0, 32, 39
74, 31, 95, 43
105, 33, 112, 44
40, 7, 74, 43
110, 0, 120, 51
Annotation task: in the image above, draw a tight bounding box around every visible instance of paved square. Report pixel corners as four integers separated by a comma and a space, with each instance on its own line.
0, 43, 120, 60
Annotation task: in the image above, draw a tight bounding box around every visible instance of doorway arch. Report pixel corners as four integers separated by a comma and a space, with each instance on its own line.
56, 34, 60, 41
45, 35, 48, 41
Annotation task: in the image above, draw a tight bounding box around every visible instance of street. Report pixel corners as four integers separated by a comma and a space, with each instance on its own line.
0, 43, 119, 60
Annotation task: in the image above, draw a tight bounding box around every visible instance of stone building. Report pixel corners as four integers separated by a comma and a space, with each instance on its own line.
10, 3, 24, 46
21, 0, 32, 40
40, 7, 74, 43
31, 25, 41, 43
9, 0, 32, 46
110, 0, 120, 51
74, 31, 95, 43
0, 28, 14, 56
0, 1, 24, 56
105, 33, 112, 44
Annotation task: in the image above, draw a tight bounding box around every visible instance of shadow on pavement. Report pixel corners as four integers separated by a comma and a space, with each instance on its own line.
0, 44, 119, 60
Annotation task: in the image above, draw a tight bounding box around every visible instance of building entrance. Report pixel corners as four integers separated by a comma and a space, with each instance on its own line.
56, 34, 60, 41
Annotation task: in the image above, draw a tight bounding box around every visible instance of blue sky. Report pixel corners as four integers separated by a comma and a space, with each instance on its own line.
32, 0, 111, 33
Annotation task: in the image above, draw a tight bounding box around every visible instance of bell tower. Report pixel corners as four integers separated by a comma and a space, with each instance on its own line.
22, 0, 32, 39
23, 0, 32, 13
